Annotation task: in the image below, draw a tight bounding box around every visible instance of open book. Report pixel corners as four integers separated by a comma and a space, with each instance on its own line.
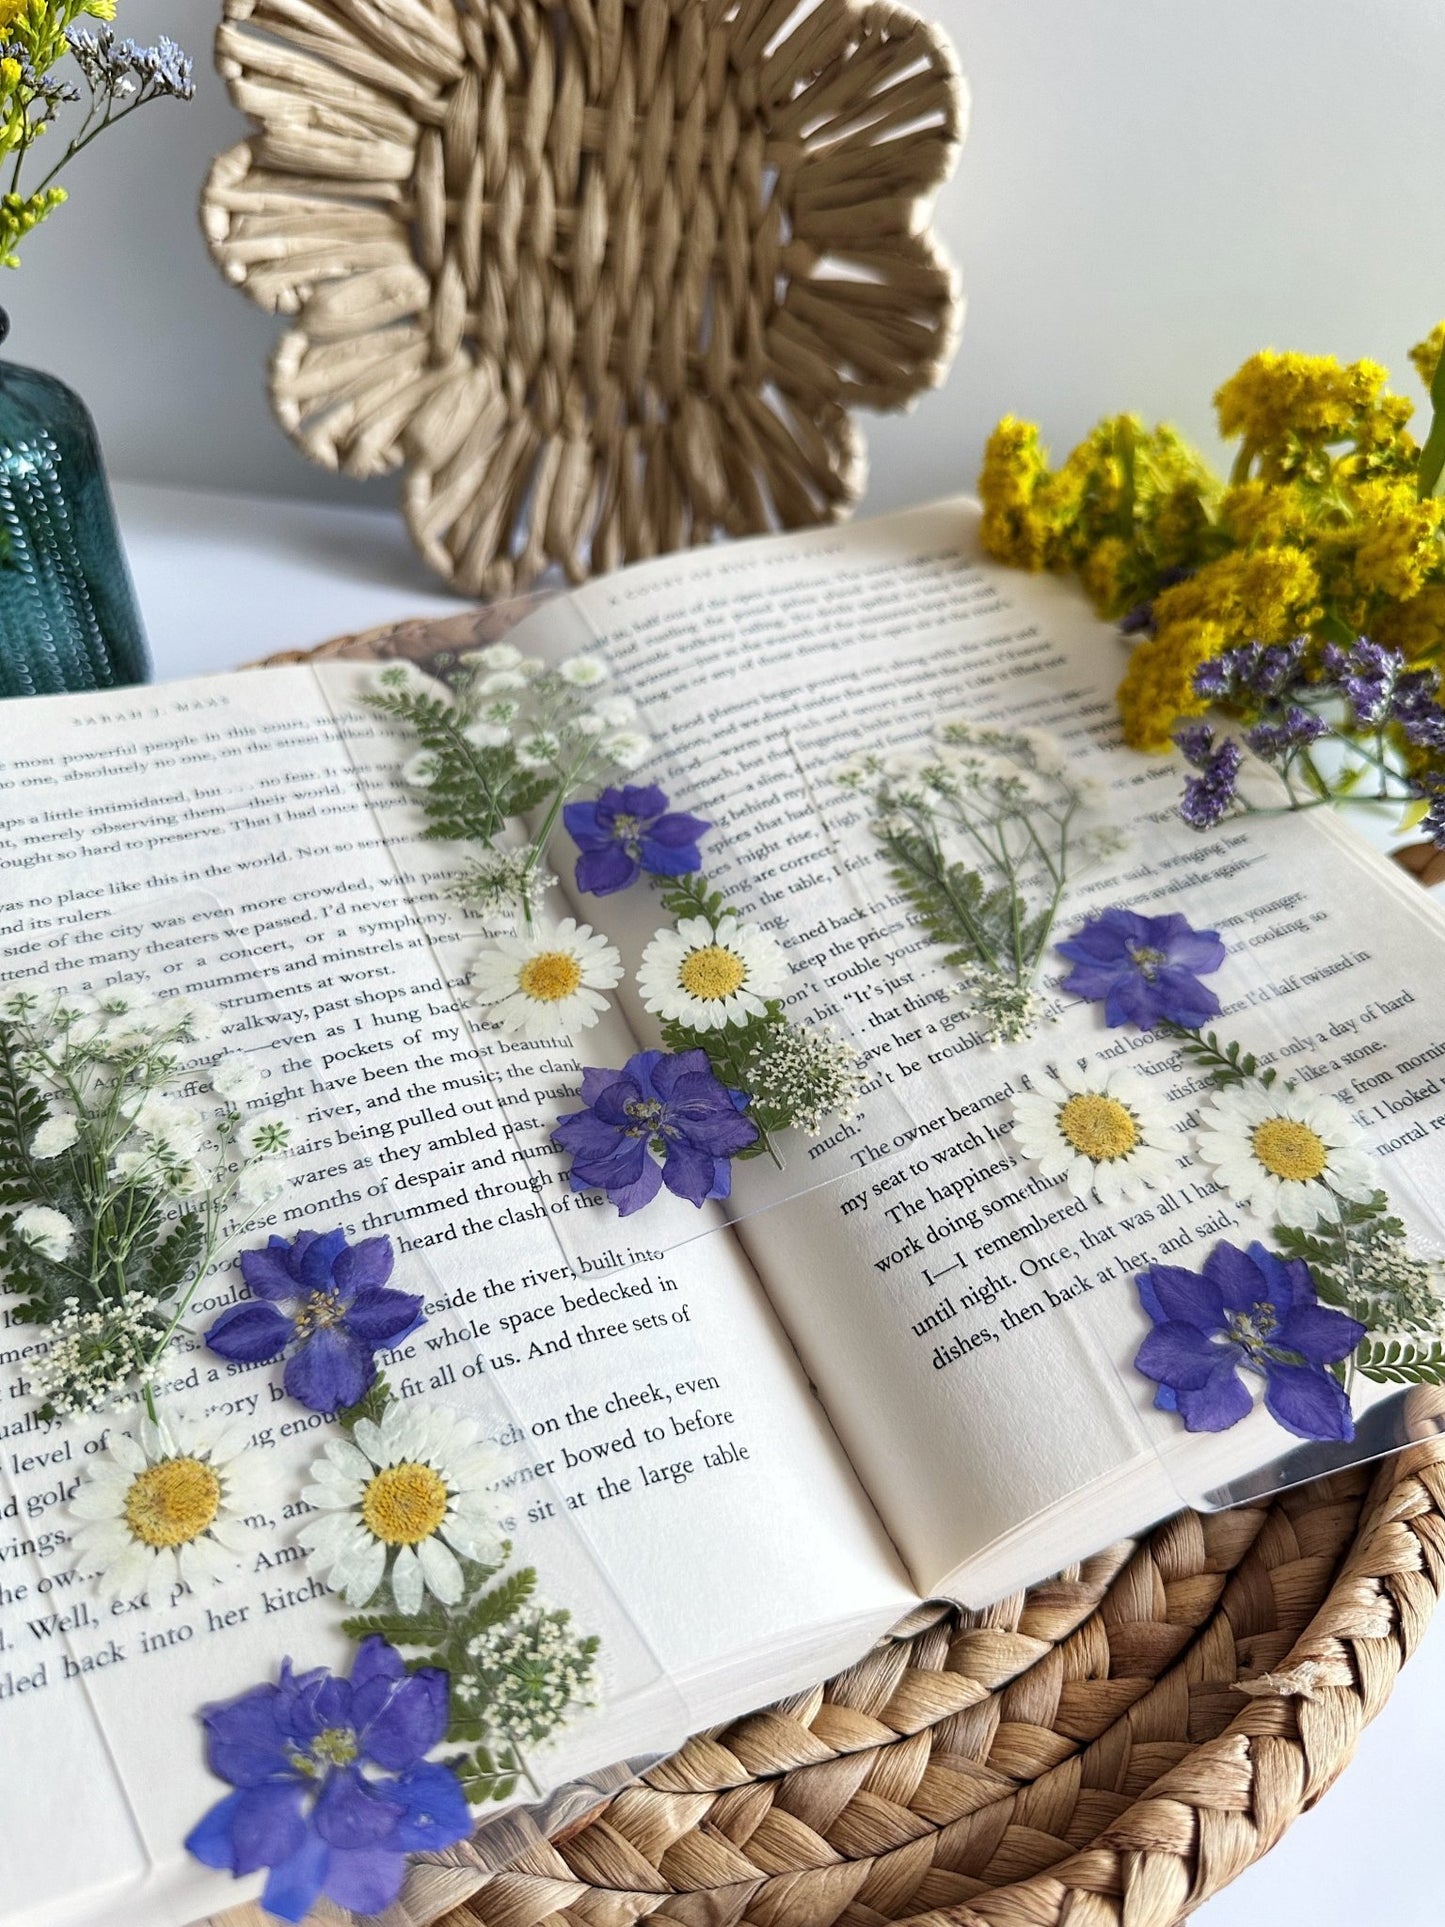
4, 500, 1445, 1927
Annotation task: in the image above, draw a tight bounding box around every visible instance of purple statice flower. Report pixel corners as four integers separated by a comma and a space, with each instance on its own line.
1423, 778, 1445, 849
1133, 1240, 1364, 1441
1243, 704, 1329, 762
1056, 906, 1225, 1029
1319, 637, 1405, 728
563, 785, 710, 896
1193, 638, 1306, 706
1179, 738, 1243, 829
1391, 665, 1445, 754
552, 1048, 758, 1216
185, 1638, 469, 1923
205, 1230, 422, 1414
1172, 721, 1218, 769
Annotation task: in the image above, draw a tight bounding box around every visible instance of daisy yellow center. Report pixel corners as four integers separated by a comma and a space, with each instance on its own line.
123, 1458, 222, 1549
1251, 1116, 1328, 1182
679, 944, 747, 1001
1057, 1092, 1139, 1162
518, 951, 584, 1002
361, 1461, 450, 1545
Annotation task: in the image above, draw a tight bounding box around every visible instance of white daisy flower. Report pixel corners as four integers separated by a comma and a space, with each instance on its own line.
1195, 1083, 1377, 1229
30, 1112, 79, 1158
470, 920, 622, 1039
1010, 1063, 1180, 1205
210, 1057, 264, 1104
69, 1417, 268, 1604
593, 695, 639, 729
515, 729, 562, 770
402, 750, 441, 787
12, 1204, 75, 1261
558, 654, 609, 687
637, 913, 791, 1031
601, 729, 652, 771
296, 1400, 507, 1613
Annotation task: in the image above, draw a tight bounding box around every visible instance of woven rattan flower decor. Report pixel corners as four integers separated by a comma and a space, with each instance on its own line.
202, 0, 966, 596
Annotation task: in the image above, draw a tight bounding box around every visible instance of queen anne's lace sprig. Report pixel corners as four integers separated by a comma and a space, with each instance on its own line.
0, 983, 293, 1416
837, 719, 1120, 1045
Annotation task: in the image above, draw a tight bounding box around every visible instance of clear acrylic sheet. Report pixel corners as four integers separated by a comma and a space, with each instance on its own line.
313, 648, 921, 1278
1051, 949, 1445, 1516
0, 893, 687, 1904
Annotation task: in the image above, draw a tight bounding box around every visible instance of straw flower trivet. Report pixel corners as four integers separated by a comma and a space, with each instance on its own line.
202, 0, 966, 596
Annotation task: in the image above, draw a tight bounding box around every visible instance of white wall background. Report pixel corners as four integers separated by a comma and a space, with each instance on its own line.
10, 0, 1445, 519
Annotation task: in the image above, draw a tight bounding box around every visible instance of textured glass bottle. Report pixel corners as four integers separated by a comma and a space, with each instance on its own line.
0, 308, 149, 696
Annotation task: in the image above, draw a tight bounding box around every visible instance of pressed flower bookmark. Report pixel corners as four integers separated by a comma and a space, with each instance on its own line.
1038, 904, 1445, 1445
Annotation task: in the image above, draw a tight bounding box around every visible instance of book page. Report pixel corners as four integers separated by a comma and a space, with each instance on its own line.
0, 669, 911, 1927
555, 500, 1445, 1596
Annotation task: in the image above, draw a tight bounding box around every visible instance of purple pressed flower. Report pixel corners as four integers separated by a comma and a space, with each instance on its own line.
185, 1638, 470, 1924
563, 785, 711, 896
1133, 1240, 1364, 1441
1056, 906, 1225, 1029
1392, 666, 1445, 754
1172, 721, 1218, 769
552, 1048, 758, 1216
1179, 738, 1243, 830
1320, 637, 1407, 728
205, 1230, 422, 1415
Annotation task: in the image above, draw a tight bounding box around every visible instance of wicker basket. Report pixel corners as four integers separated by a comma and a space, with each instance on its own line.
221, 619, 1445, 1927
201, 0, 965, 600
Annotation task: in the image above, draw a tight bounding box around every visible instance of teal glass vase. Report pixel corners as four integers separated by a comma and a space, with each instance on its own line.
0, 307, 149, 696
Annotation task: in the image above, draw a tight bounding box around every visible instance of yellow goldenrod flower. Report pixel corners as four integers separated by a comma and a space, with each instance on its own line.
1410, 323, 1445, 396
0, 0, 25, 27
1346, 480, 1445, 601
1374, 582, 1445, 660
1215, 350, 1388, 451
978, 417, 1055, 571
1116, 615, 1227, 752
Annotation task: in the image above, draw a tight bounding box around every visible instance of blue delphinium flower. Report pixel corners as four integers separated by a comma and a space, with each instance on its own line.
552, 1049, 758, 1216
1055, 906, 1225, 1029
1133, 1240, 1364, 1441
185, 1637, 470, 1923
204, 1230, 423, 1414
563, 784, 711, 896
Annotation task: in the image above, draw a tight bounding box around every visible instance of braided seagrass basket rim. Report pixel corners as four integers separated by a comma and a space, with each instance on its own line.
229, 617, 1445, 1927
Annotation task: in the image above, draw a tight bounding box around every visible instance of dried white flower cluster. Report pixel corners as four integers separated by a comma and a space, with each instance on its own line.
458, 1602, 600, 1746
0, 984, 293, 1415
741, 1019, 867, 1137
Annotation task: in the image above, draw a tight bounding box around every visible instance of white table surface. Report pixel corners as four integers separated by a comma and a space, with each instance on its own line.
116, 478, 1445, 1927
